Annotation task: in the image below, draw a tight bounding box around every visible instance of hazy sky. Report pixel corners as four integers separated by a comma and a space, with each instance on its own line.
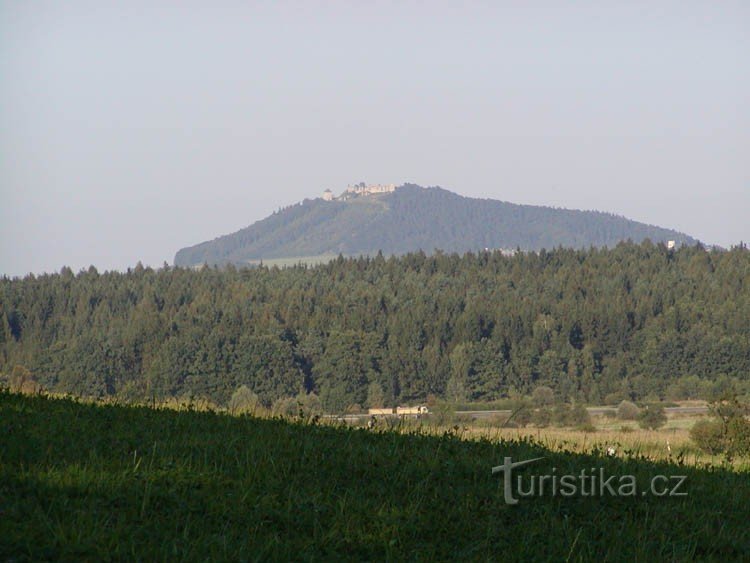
1, 2, 748, 276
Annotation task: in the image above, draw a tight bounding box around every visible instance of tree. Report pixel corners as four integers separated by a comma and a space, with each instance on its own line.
638, 406, 667, 430
617, 400, 640, 420
570, 403, 591, 426
532, 407, 551, 428
532, 386, 555, 407
366, 381, 386, 409
228, 385, 260, 415
9, 365, 41, 394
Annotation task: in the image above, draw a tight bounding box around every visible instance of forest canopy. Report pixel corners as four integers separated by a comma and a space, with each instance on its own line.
2, 242, 748, 411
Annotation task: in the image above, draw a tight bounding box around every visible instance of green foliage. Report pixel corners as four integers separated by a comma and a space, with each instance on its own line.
508, 400, 533, 427
2, 243, 750, 409
691, 396, 750, 457
3, 391, 750, 560
690, 419, 726, 455
227, 385, 260, 415
531, 407, 552, 428
570, 403, 592, 427
638, 406, 668, 430
531, 385, 556, 407
617, 400, 641, 420
365, 381, 385, 408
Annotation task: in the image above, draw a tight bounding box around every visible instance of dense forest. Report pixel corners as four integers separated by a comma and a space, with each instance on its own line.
174, 185, 697, 267
2, 242, 748, 411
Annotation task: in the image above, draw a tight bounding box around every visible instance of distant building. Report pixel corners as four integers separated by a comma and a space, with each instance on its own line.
322, 183, 398, 201
667, 240, 676, 250
368, 406, 429, 416
345, 183, 397, 196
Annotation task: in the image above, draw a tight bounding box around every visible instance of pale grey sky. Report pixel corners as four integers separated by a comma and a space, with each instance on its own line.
1, 1, 748, 276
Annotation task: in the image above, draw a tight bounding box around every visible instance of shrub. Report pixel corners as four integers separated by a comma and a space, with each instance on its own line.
604, 392, 627, 406
507, 400, 533, 427
725, 416, 750, 457
638, 406, 667, 430
271, 396, 298, 417
690, 419, 725, 455
532, 386, 556, 407
513, 407, 532, 428
228, 385, 260, 415
532, 407, 551, 428
296, 392, 322, 418
429, 401, 456, 426
616, 400, 640, 420
9, 365, 42, 395
570, 404, 591, 426
552, 404, 572, 427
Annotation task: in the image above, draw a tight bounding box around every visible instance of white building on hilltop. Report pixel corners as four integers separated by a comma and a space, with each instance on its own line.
346, 183, 396, 196
322, 183, 398, 201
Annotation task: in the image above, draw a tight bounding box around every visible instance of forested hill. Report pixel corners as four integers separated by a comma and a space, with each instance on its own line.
173, 185, 698, 267
2, 243, 749, 411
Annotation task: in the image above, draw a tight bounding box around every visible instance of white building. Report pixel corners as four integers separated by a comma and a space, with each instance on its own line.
345, 183, 397, 196
322, 189, 334, 201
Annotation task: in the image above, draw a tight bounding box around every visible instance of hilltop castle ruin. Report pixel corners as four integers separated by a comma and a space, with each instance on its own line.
322, 183, 397, 201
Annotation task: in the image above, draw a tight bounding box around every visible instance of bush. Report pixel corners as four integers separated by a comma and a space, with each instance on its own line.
228, 385, 260, 415
725, 416, 750, 457
570, 404, 591, 426
532, 386, 556, 407
271, 396, 298, 417
513, 407, 533, 428
507, 400, 533, 427
638, 406, 667, 430
690, 419, 725, 455
9, 365, 42, 395
552, 404, 572, 427
532, 407, 551, 428
296, 392, 322, 418
690, 396, 750, 457
616, 400, 640, 420
429, 401, 456, 426
548, 403, 590, 427
604, 392, 627, 406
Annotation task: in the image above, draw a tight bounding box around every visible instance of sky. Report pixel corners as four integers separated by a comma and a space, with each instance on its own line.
1, 1, 748, 277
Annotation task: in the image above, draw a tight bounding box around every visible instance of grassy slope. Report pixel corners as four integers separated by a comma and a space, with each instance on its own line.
1, 392, 748, 561
174, 186, 698, 267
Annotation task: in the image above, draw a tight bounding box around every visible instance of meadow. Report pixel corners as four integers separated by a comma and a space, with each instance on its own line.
1, 391, 749, 561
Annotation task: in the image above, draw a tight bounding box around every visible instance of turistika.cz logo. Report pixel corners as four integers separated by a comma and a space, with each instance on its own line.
491, 457, 687, 505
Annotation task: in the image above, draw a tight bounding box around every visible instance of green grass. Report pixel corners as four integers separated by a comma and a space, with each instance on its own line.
1, 391, 749, 561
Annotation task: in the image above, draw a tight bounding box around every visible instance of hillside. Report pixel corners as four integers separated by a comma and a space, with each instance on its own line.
2, 391, 748, 560
174, 185, 698, 267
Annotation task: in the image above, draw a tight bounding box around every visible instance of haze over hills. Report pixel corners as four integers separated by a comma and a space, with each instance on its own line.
174, 185, 698, 267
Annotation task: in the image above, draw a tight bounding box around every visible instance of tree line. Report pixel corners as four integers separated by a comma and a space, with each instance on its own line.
1, 241, 749, 412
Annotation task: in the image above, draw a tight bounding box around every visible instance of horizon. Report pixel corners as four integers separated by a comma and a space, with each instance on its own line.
2, 2, 748, 276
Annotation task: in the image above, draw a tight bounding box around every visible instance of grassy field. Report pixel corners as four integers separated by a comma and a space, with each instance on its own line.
2, 391, 749, 561
455, 412, 728, 467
